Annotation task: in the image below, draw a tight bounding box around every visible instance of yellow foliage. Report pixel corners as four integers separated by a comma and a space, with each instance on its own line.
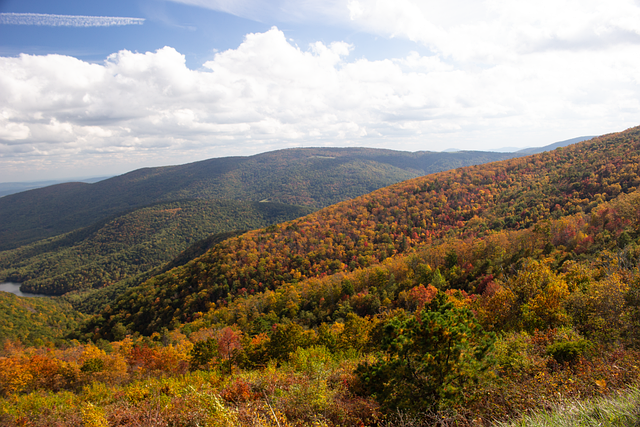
522, 276, 570, 330
476, 284, 516, 330
111, 336, 134, 357
566, 272, 629, 341
478, 259, 571, 331
80, 344, 106, 364
78, 343, 128, 385
81, 403, 108, 427
0, 357, 33, 395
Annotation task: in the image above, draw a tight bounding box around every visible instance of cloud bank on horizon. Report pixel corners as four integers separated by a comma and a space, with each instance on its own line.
1, 0, 640, 181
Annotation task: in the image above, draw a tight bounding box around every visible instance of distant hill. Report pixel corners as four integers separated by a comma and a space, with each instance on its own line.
516, 136, 594, 155
0, 147, 518, 251
0, 176, 109, 198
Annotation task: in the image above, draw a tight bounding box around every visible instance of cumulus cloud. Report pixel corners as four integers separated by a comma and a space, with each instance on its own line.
0, 13, 144, 27
1, 24, 639, 180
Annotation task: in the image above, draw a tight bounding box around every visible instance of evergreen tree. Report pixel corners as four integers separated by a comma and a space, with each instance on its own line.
356, 292, 495, 412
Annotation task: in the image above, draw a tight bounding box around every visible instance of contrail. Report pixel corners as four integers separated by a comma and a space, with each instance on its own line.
0, 13, 145, 27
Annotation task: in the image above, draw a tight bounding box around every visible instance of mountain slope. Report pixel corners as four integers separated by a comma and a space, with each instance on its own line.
0, 176, 109, 198
90, 127, 640, 335
0, 199, 313, 295
0, 148, 518, 251
0, 292, 86, 346
4, 128, 640, 426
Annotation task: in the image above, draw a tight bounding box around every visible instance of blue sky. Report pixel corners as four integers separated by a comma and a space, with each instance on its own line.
1, 0, 640, 182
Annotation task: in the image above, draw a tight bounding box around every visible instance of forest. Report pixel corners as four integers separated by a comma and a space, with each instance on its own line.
88, 127, 640, 336
1, 127, 639, 426
0, 200, 313, 296
0, 147, 519, 300
0, 147, 516, 252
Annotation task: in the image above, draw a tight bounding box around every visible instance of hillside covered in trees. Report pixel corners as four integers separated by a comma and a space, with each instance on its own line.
0, 148, 520, 299
2, 127, 640, 426
0, 147, 520, 300
0, 200, 312, 296
90, 127, 640, 335
0, 147, 518, 252
0, 292, 86, 347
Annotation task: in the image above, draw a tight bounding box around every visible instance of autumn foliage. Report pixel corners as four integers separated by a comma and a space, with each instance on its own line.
2, 126, 640, 425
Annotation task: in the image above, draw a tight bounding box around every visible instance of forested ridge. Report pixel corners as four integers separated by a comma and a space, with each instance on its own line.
0, 147, 522, 302
2, 128, 640, 426
0, 147, 517, 298
0, 147, 517, 251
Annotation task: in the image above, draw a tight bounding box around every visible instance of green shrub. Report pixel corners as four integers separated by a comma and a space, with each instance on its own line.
80, 358, 105, 373
546, 339, 592, 364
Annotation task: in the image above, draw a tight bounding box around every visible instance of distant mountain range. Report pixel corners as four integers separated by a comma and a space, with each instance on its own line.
515, 136, 594, 155
0, 176, 110, 198
0, 147, 522, 252
0, 136, 593, 200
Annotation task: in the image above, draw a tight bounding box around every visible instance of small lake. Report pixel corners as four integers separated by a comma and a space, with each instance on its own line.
0, 282, 49, 298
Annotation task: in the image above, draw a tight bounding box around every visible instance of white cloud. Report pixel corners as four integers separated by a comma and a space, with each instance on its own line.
1, 23, 639, 180
337, 0, 640, 62
165, 0, 640, 61
0, 13, 144, 27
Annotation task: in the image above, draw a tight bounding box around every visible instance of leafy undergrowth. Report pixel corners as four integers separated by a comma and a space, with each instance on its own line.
2, 327, 640, 426
0, 344, 378, 427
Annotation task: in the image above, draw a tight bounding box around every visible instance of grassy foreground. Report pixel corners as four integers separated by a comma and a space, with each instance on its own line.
496, 386, 640, 427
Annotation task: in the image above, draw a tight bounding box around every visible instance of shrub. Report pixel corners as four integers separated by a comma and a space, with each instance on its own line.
546, 339, 593, 364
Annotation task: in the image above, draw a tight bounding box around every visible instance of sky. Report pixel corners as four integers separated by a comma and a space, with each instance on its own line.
1, 0, 640, 182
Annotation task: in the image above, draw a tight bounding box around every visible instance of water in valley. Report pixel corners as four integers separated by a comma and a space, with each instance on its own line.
0, 282, 48, 298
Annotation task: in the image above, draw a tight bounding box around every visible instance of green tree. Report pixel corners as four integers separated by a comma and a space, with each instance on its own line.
266, 321, 316, 363
189, 338, 218, 371
356, 292, 494, 412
